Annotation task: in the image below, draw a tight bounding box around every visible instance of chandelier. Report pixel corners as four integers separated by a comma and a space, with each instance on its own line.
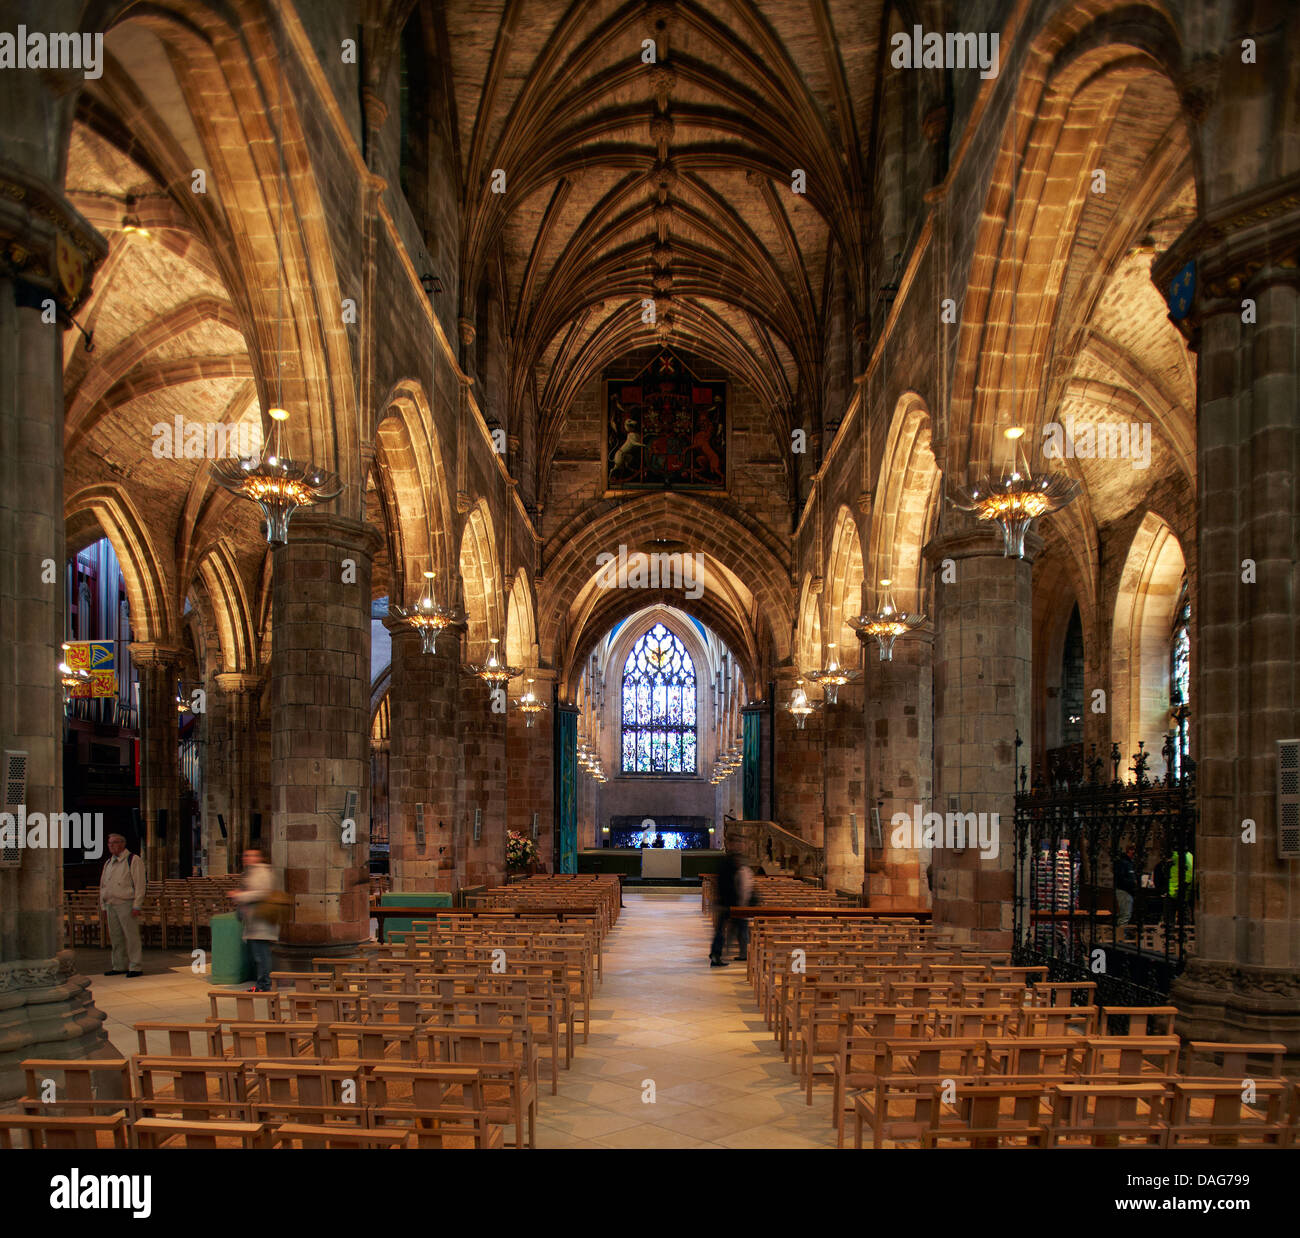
57, 644, 90, 703
851, 579, 926, 662
947, 426, 1080, 559
806, 642, 860, 705
468, 637, 520, 691
211, 407, 342, 545
787, 678, 818, 730
389, 570, 465, 655
514, 677, 548, 728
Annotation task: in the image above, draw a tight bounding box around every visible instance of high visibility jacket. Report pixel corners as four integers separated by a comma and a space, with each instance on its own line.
1167, 851, 1193, 899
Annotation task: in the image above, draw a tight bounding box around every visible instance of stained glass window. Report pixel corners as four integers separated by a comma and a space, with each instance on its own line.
1170, 583, 1191, 779
621, 622, 697, 774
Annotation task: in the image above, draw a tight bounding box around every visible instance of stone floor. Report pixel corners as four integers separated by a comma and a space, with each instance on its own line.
78, 890, 837, 1148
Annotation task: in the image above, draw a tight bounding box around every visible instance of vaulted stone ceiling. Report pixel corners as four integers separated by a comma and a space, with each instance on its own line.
444, 0, 885, 463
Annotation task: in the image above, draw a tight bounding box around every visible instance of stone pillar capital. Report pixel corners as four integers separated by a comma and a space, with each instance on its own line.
214, 671, 262, 696
276, 511, 383, 559
923, 522, 1043, 566
128, 642, 183, 669
0, 158, 108, 313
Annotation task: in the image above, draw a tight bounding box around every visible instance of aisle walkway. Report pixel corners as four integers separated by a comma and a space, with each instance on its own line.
537, 890, 835, 1148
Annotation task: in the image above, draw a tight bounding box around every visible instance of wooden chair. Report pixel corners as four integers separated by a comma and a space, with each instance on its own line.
1019, 1004, 1099, 1038
369, 1064, 504, 1149
924, 1082, 1049, 1148
1165, 1080, 1291, 1148
423, 1025, 536, 1148
317, 1023, 420, 1064
20, 1057, 134, 1117
1046, 1083, 1171, 1148
218, 1021, 321, 1062
1082, 1036, 1181, 1082
251, 1061, 368, 1126
271, 1122, 410, 1149
1099, 1005, 1178, 1037
207, 989, 281, 1022
853, 1075, 970, 1149
0, 1110, 129, 1149
135, 1022, 224, 1058
1183, 1041, 1288, 1081
133, 1117, 268, 1149
133, 1056, 251, 1121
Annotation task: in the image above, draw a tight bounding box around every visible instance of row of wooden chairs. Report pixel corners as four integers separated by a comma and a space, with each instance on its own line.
1, 1058, 516, 1149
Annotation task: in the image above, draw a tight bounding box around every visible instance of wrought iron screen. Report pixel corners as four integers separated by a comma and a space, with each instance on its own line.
1012, 732, 1196, 1007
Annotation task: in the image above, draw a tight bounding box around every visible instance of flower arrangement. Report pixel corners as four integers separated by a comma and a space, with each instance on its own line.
506, 830, 539, 871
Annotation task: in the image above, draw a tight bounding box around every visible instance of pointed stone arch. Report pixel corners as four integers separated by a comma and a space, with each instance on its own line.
825, 505, 866, 659
872, 393, 940, 616
504, 568, 538, 672
66, 484, 175, 644
458, 499, 504, 663
374, 380, 454, 607
1111, 512, 1187, 774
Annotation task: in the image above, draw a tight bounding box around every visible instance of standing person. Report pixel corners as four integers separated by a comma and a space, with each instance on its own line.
733, 858, 756, 962
709, 837, 742, 967
99, 833, 146, 977
1114, 844, 1138, 934
228, 849, 279, 992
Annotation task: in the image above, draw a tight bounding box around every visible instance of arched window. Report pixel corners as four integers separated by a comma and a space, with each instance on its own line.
1170, 579, 1191, 779
621, 622, 697, 774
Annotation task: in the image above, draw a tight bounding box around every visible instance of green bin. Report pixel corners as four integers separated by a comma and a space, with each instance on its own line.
209, 912, 252, 985
378, 891, 453, 943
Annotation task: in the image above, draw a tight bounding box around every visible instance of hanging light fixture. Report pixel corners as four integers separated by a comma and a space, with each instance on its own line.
947, 427, 1079, 558
945, 146, 1077, 557
851, 579, 926, 662
514, 677, 548, 728
468, 637, 520, 691
787, 678, 817, 730
212, 407, 342, 545
806, 642, 860, 705
389, 569, 464, 655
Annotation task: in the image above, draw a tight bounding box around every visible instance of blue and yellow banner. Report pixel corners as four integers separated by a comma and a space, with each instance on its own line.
65, 640, 118, 698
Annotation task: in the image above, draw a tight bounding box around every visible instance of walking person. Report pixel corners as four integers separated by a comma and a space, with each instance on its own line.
228, 849, 279, 992
709, 837, 743, 967
1114, 844, 1138, 936
100, 833, 146, 977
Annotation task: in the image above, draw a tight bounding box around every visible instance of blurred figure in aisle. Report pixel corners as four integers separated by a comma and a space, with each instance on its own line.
1114, 844, 1138, 936
228, 849, 279, 992
709, 835, 746, 967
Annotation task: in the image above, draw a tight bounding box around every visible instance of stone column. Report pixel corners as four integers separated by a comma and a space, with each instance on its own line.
386, 626, 460, 893
1161, 228, 1300, 1047
208, 672, 261, 874
862, 630, 934, 909
131, 644, 183, 881
0, 147, 109, 1099
457, 674, 507, 890
823, 681, 866, 895
923, 523, 1037, 948
507, 683, 554, 872
773, 667, 824, 845
270, 514, 378, 963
